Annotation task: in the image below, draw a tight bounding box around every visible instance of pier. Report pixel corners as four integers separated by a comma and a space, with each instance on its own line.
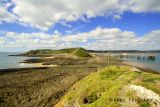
112, 53, 156, 61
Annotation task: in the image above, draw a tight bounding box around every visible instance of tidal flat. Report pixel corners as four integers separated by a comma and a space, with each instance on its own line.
0, 54, 121, 107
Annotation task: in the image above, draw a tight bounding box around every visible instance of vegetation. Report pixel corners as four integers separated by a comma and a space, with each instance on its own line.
25, 47, 91, 58
55, 66, 160, 107
72, 48, 91, 57
26, 49, 52, 55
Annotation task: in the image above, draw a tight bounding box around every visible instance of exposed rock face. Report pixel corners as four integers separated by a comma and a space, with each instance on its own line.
129, 84, 160, 106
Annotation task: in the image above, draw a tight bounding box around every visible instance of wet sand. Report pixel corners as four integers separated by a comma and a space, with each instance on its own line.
27, 63, 58, 68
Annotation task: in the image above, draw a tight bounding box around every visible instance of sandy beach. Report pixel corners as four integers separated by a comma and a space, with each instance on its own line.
26, 63, 58, 68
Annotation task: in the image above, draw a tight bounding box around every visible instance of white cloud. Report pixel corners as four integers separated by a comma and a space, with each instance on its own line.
4, 0, 158, 30
0, 37, 5, 44
11, 0, 126, 30
1, 27, 160, 51
83, 28, 160, 50
0, 6, 16, 23
129, 0, 160, 13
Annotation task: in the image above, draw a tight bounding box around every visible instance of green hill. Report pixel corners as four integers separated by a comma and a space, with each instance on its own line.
26, 49, 52, 55
25, 47, 91, 58
71, 48, 91, 58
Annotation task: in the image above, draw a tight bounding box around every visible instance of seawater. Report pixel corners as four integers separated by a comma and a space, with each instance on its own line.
112, 53, 160, 72
0, 52, 38, 70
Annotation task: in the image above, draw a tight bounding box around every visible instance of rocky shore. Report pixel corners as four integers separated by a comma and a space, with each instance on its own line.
1, 51, 159, 107
0, 54, 121, 107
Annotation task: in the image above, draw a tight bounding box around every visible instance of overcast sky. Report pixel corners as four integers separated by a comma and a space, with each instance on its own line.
0, 0, 160, 52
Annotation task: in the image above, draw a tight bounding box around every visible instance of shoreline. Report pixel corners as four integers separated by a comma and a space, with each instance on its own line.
0, 54, 57, 72
0, 57, 159, 74
0, 63, 57, 72
0, 67, 49, 74
0, 64, 58, 75
122, 60, 160, 74
20, 62, 58, 68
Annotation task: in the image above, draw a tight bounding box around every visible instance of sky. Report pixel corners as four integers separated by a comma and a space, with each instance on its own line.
0, 0, 160, 52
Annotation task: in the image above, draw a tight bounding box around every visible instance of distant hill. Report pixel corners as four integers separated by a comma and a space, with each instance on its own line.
72, 48, 91, 57
25, 48, 91, 58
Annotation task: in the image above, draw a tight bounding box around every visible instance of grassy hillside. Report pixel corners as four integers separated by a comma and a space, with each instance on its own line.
72, 48, 91, 57
55, 66, 160, 107
25, 48, 91, 58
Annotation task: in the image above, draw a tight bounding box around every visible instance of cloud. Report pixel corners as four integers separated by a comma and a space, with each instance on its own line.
129, 0, 160, 13
11, 0, 126, 30
84, 28, 160, 50
2, 0, 157, 30
0, 6, 16, 23
0, 37, 5, 44
3, 31, 62, 49
1, 27, 160, 51
138, 30, 160, 50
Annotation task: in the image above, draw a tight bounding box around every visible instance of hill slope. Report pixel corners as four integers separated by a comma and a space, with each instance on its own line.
25, 48, 91, 58
72, 48, 91, 57
55, 66, 160, 107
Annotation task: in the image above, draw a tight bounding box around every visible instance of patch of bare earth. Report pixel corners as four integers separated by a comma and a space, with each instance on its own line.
118, 85, 139, 107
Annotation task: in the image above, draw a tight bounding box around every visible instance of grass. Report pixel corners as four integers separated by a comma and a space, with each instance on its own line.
132, 72, 160, 94
55, 66, 135, 107
71, 48, 91, 58
55, 66, 160, 107
25, 47, 91, 58
139, 102, 151, 107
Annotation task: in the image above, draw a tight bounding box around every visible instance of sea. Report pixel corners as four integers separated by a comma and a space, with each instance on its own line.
0, 52, 39, 70
0, 52, 160, 72
112, 53, 160, 72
